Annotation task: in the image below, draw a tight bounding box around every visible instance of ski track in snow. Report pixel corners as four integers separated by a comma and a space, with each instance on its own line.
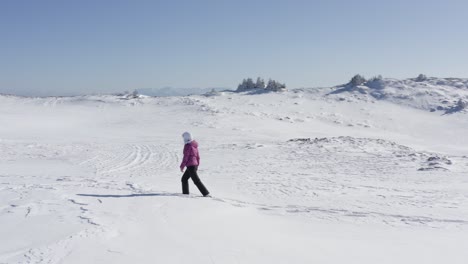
80, 143, 177, 177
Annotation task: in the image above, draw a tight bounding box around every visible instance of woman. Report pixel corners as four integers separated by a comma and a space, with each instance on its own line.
180, 132, 210, 197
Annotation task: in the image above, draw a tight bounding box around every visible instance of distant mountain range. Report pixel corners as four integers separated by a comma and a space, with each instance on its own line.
136, 87, 229, 97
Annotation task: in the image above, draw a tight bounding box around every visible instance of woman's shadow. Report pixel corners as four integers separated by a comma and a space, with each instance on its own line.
76, 193, 183, 198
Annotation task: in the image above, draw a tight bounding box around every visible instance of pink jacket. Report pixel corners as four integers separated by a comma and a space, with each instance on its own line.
180, 140, 200, 170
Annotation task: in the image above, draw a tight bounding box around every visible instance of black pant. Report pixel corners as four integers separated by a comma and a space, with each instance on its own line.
181, 166, 209, 196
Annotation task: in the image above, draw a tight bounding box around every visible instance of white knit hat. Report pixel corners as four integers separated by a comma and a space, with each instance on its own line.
182, 132, 193, 144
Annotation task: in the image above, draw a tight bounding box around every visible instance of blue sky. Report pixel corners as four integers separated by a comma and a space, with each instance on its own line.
1, 0, 467, 96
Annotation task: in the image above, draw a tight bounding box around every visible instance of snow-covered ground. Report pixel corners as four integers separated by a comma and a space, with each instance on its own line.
1, 82, 467, 263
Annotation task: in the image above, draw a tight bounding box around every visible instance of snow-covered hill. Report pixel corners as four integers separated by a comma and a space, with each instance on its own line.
0, 84, 467, 263
327, 76, 468, 113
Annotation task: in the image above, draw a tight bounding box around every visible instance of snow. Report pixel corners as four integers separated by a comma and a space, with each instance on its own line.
328, 77, 468, 112
1, 83, 467, 263
136, 87, 226, 97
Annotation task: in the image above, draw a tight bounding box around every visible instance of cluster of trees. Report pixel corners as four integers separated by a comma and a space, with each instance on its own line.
349, 73, 430, 86
349, 74, 367, 86
348, 74, 384, 87
237, 77, 286, 92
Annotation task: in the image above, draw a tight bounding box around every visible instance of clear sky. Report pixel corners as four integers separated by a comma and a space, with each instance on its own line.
1, 0, 467, 96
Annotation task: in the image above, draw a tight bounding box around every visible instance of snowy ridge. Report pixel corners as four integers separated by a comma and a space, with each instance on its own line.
327, 77, 468, 112
1, 76, 467, 113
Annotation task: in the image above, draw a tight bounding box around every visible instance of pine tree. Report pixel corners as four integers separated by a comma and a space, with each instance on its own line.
349, 74, 366, 86
245, 78, 255, 89
237, 79, 247, 91
255, 77, 265, 89
416, 74, 427, 82
266, 79, 275, 90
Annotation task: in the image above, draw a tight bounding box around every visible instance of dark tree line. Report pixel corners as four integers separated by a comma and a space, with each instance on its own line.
237, 77, 286, 92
